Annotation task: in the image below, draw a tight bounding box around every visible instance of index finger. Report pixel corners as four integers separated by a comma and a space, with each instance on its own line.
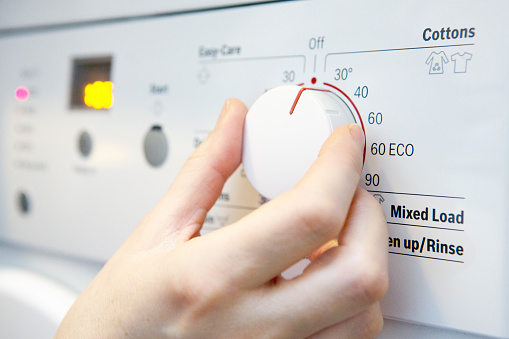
200, 123, 365, 287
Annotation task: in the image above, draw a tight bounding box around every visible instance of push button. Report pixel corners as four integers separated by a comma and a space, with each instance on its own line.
77, 131, 93, 158
143, 125, 169, 167
17, 191, 30, 214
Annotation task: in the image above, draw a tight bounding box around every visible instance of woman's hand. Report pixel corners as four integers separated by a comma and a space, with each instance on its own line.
55, 98, 388, 338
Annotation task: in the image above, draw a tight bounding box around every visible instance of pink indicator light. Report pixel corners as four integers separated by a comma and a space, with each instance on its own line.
15, 86, 30, 102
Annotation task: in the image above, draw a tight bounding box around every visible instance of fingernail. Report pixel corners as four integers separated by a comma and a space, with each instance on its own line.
349, 124, 365, 148
216, 99, 231, 125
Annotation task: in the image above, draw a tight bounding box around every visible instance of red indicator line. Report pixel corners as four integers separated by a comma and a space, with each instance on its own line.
289, 87, 307, 115
289, 87, 329, 115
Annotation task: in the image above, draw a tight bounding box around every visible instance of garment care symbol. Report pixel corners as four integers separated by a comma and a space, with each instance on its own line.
425, 51, 473, 75
426, 51, 449, 74
451, 52, 473, 73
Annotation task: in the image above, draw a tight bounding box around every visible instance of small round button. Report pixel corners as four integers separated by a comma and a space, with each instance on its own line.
242, 85, 357, 199
143, 125, 169, 167
77, 131, 93, 157
17, 191, 30, 214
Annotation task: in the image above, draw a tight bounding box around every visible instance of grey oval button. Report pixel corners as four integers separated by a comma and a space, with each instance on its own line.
18, 191, 30, 214
143, 125, 169, 167
78, 131, 93, 157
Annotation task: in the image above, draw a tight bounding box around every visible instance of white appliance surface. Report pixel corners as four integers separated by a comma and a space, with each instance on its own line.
0, 1, 508, 338
0, 0, 277, 31
0, 245, 101, 338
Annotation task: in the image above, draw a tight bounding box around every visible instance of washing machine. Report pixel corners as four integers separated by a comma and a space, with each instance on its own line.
0, 1, 508, 338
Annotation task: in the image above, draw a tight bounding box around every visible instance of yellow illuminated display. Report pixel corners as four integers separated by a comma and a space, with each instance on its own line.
84, 81, 114, 109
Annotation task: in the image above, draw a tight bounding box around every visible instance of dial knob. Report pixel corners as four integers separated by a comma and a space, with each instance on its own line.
242, 85, 357, 199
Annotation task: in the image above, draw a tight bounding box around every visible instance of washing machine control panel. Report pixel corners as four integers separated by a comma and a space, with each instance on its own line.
0, 1, 508, 337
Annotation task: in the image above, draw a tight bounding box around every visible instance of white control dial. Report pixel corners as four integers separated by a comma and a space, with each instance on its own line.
242, 85, 358, 199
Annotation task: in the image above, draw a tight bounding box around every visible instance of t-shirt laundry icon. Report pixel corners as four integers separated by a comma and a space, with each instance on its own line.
451, 52, 473, 73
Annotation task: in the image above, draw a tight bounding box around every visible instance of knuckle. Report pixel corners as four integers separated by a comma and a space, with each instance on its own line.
294, 194, 341, 241
164, 258, 239, 337
169, 271, 210, 309
168, 263, 232, 320
349, 259, 389, 304
358, 306, 384, 339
